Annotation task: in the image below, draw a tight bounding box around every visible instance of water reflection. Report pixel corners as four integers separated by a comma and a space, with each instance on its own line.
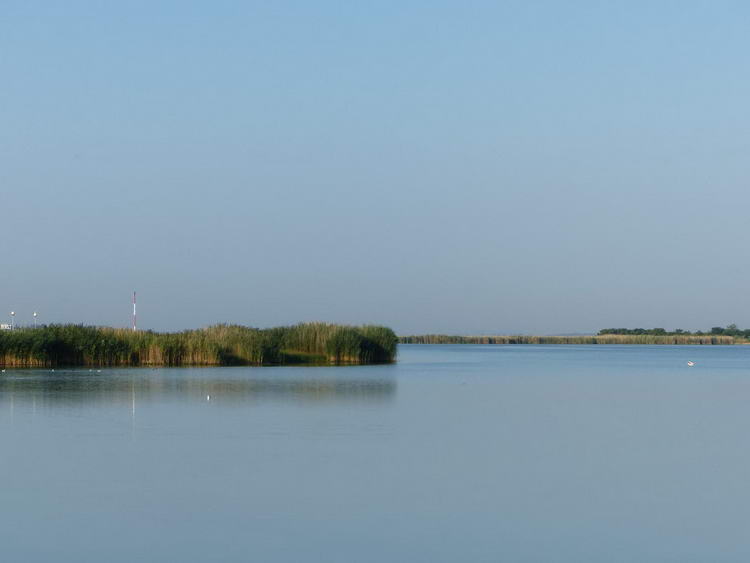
0, 368, 396, 409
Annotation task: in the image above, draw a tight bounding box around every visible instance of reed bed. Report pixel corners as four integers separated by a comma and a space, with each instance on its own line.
0, 323, 398, 368
399, 334, 741, 345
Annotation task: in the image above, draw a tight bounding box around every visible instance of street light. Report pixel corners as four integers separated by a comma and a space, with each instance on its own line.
33, 311, 38, 329
10, 311, 15, 330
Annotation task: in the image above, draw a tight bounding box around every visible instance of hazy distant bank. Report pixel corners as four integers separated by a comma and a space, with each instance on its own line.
399, 334, 744, 345
0, 323, 398, 368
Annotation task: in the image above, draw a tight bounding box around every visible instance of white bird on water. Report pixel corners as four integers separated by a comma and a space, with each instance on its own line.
687, 361, 695, 367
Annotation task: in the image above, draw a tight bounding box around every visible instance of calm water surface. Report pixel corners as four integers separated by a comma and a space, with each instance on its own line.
2, 344, 750, 562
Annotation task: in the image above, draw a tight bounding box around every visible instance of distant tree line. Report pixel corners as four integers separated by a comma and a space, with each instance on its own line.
598, 325, 750, 338
399, 333, 736, 345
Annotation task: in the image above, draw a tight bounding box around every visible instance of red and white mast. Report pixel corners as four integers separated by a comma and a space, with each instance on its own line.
132, 291, 137, 332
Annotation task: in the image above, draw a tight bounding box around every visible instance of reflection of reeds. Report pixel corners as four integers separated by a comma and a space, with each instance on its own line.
0, 372, 397, 406
0, 323, 398, 367
399, 334, 741, 345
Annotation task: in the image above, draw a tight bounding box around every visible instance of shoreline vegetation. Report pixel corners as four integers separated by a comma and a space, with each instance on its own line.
0, 323, 398, 368
400, 326, 750, 346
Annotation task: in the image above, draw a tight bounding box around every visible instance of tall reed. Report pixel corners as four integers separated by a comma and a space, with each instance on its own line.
0, 323, 398, 368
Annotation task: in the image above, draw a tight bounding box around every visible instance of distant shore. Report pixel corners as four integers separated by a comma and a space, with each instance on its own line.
0, 323, 398, 368
399, 334, 746, 345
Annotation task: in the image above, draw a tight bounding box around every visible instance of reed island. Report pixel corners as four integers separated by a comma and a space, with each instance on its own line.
0, 323, 398, 368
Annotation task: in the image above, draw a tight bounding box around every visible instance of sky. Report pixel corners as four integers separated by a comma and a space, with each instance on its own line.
1, 1, 749, 334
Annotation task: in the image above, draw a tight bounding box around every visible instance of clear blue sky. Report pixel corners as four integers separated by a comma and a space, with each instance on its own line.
2, 1, 748, 334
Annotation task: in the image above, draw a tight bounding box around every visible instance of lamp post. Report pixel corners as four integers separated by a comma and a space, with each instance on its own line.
33, 312, 38, 329
10, 311, 15, 331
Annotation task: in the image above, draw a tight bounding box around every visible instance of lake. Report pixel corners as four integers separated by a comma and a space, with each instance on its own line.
2, 344, 750, 562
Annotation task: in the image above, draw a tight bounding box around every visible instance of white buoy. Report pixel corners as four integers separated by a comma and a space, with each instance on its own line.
206, 395, 210, 401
